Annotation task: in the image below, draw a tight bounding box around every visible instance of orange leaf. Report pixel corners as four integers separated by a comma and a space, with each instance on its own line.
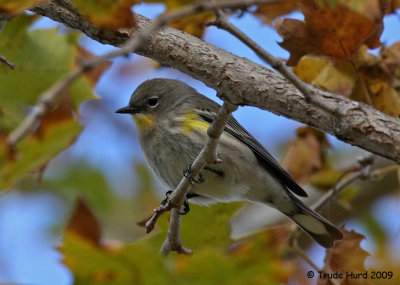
67, 198, 102, 246
276, 0, 384, 66
33, 93, 75, 140
281, 127, 330, 183
76, 47, 112, 86
254, 0, 299, 24
319, 227, 371, 285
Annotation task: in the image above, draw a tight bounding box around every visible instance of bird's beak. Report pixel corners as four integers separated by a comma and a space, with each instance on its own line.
115, 105, 140, 114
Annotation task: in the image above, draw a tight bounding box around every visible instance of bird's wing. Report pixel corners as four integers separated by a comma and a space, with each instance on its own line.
196, 102, 308, 198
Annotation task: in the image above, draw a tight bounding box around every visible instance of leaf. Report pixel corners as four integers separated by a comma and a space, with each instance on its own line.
309, 168, 344, 190
293, 56, 356, 97
60, 203, 294, 284
0, 0, 45, 13
67, 198, 102, 245
0, 15, 106, 190
0, 121, 82, 189
319, 227, 371, 285
144, 0, 213, 38
76, 47, 112, 88
368, 79, 400, 118
71, 0, 136, 29
351, 77, 400, 117
254, 0, 299, 24
170, 11, 214, 39
276, 0, 384, 66
281, 127, 330, 183
40, 161, 114, 216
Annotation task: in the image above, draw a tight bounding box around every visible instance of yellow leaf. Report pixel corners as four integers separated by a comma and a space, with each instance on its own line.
0, 0, 45, 13
71, 0, 136, 29
293, 56, 355, 97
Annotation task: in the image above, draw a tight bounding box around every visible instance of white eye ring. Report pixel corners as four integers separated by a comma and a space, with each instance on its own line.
147, 97, 159, 108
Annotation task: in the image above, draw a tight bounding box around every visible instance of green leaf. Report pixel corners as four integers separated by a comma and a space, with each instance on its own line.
40, 162, 114, 216
0, 121, 82, 189
0, 15, 101, 191
61, 203, 293, 284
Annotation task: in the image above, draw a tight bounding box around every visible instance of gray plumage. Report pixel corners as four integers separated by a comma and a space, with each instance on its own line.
116, 78, 343, 248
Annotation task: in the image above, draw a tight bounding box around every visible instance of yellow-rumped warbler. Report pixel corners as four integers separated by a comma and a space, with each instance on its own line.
116, 78, 343, 248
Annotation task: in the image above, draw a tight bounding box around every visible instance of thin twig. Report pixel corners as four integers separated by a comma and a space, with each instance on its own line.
7, 68, 82, 145
0, 55, 15, 69
207, 8, 342, 116
349, 60, 373, 105
160, 208, 192, 256
312, 153, 375, 213
370, 164, 400, 180
145, 102, 237, 255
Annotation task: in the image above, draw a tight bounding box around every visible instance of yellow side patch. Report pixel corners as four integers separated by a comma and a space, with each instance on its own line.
181, 110, 209, 134
132, 114, 154, 131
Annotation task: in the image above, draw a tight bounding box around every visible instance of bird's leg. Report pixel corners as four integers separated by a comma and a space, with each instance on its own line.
183, 162, 205, 184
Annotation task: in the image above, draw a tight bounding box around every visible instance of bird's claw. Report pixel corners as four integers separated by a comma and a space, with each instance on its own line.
183, 162, 205, 184
178, 200, 190, 215
162, 190, 191, 215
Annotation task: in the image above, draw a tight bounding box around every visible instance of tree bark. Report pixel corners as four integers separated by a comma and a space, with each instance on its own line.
31, 1, 400, 163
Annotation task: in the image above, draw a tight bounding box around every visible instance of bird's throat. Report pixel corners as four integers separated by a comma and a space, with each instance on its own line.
132, 114, 154, 130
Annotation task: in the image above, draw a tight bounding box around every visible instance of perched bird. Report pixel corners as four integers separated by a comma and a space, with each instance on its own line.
116, 78, 343, 248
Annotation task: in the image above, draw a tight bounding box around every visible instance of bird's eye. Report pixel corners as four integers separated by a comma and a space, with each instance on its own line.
147, 97, 159, 108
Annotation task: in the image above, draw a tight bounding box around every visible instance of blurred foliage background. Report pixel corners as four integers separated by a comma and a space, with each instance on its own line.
0, 0, 400, 284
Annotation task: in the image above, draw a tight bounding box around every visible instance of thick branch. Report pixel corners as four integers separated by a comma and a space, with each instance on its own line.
10, 0, 277, 146
31, 1, 400, 163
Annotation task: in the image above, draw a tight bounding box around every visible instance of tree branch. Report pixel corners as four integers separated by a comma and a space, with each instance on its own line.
207, 7, 338, 115
8, 0, 270, 146
29, 1, 400, 163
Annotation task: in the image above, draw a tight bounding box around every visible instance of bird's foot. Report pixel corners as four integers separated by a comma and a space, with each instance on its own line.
162, 190, 191, 215
183, 162, 205, 184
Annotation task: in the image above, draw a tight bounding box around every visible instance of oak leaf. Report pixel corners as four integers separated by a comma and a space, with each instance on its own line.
318, 227, 371, 285
281, 126, 330, 183
276, 0, 385, 66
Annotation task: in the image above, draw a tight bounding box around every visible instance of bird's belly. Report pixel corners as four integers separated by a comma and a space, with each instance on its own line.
141, 132, 202, 188
190, 175, 250, 203
140, 127, 280, 204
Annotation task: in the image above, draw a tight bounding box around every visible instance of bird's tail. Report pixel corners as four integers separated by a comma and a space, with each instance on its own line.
285, 194, 343, 248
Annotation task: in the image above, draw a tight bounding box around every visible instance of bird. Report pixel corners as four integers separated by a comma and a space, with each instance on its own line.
116, 78, 343, 248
